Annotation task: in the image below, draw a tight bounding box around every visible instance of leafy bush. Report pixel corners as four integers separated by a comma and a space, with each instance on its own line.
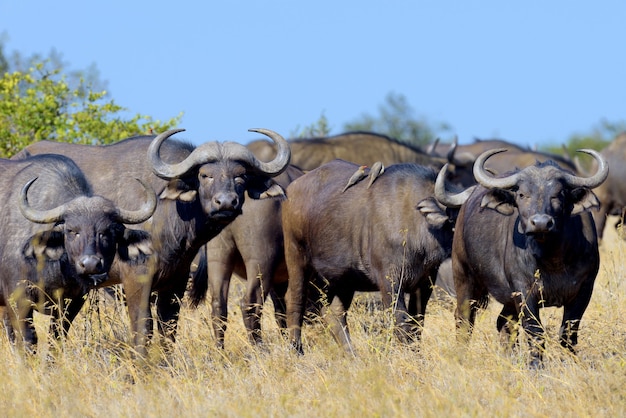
0, 60, 181, 158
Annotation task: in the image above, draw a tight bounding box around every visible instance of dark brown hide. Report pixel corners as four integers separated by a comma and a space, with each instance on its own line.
189, 165, 304, 348
283, 159, 459, 354
0, 154, 154, 351
247, 131, 476, 187
441, 149, 607, 367
589, 132, 626, 239
13, 129, 290, 355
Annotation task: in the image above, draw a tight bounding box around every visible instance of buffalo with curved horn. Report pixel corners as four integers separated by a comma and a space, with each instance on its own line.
188, 164, 305, 349
0, 154, 156, 352
436, 148, 608, 367
13, 128, 291, 355
20, 177, 156, 225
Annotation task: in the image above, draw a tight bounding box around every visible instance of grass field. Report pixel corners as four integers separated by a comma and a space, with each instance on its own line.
0, 218, 624, 417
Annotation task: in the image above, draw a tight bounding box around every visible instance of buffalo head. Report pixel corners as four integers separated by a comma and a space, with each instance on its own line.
437, 148, 608, 242
19, 177, 157, 284
473, 148, 608, 239
148, 128, 291, 224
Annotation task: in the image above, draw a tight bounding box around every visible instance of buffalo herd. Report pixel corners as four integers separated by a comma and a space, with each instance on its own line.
8, 128, 291, 355
1, 129, 623, 367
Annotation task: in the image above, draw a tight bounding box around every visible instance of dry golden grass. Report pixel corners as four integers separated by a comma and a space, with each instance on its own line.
0, 218, 625, 417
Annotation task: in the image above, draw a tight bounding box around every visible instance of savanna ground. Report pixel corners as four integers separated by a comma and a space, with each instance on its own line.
0, 218, 625, 417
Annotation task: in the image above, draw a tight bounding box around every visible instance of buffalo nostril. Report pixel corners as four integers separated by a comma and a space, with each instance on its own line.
78, 255, 103, 274
213, 194, 239, 211
529, 215, 554, 232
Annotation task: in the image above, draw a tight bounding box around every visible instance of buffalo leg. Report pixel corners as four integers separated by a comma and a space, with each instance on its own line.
518, 296, 544, 368
208, 260, 233, 350
559, 281, 594, 353
405, 275, 436, 344
269, 282, 288, 330
6, 298, 37, 353
454, 287, 488, 345
497, 302, 520, 350
322, 288, 355, 354
452, 254, 489, 345
241, 259, 275, 346
155, 284, 187, 347
2, 308, 15, 342
284, 235, 310, 355
49, 296, 87, 341
377, 271, 411, 343
121, 273, 153, 357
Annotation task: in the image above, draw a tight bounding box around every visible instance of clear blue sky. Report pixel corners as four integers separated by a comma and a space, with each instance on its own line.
1, 1, 624, 147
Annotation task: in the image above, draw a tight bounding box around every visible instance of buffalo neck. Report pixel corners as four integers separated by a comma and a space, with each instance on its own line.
149, 198, 226, 269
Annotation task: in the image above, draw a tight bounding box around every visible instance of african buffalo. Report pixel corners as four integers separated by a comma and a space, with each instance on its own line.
588, 132, 626, 240
0, 154, 156, 351
188, 165, 304, 349
14, 128, 291, 354
283, 159, 470, 354
476, 147, 576, 175
427, 137, 525, 164
430, 139, 579, 299
247, 131, 475, 187
430, 137, 576, 176
436, 148, 608, 367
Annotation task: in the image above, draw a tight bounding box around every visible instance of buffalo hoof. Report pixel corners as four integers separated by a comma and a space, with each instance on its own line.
528, 356, 545, 370
291, 341, 304, 356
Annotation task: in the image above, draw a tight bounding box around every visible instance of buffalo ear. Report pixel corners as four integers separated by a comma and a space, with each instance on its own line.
480, 189, 516, 215
571, 188, 601, 215
417, 197, 449, 228
160, 179, 198, 202
246, 177, 286, 200
23, 228, 65, 261
117, 228, 153, 262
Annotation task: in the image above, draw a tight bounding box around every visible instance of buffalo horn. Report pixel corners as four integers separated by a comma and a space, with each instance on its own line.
116, 178, 158, 224
445, 135, 458, 163
473, 148, 521, 190
230, 128, 291, 176
434, 164, 475, 208
426, 137, 439, 155
19, 178, 68, 224
560, 149, 608, 189
148, 128, 197, 179
149, 128, 291, 179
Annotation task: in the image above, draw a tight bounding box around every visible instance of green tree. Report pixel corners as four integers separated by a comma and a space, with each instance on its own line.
0, 39, 181, 158
290, 111, 332, 138
541, 119, 626, 172
1, 34, 108, 96
343, 92, 451, 147
553, 119, 624, 152
0, 37, 8, 75
572, 119, 624, 149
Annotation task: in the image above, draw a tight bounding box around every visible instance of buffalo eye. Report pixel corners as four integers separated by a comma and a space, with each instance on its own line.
551, 194, 564, 210
66, 229, 79, 240
234, 176, 245, 186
